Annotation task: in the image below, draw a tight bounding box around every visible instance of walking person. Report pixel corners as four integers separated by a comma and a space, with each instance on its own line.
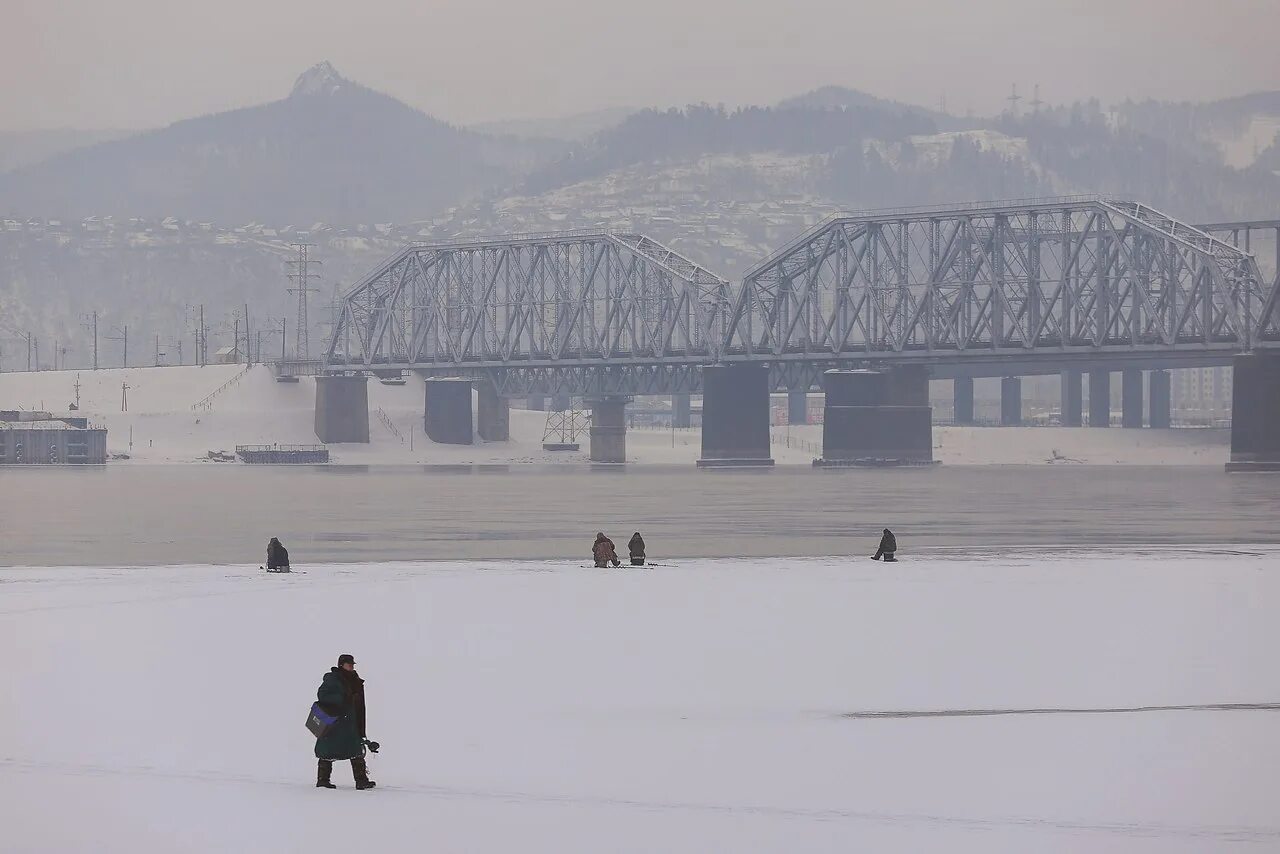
314, 654, 377, 789
592, 532, 621, 568
627, 532, 646, 566
871, 528, 898, 562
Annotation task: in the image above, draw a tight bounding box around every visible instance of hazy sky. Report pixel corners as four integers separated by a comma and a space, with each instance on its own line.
3, 0, 1279, 131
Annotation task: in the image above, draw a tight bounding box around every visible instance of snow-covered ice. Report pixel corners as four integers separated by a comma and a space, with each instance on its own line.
2, 550, 1278, 852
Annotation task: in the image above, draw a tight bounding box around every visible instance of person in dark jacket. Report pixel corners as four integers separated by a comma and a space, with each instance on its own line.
592, 532, 621, 568
314, 654, 376, 789
872, 528, 897, 562
266, 537, 290, 572
628, 532, 646, 566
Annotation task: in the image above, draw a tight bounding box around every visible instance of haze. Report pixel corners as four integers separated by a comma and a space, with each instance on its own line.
4, 0, 1279, 131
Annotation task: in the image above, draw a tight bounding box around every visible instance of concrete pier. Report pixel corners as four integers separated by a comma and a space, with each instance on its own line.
1149, 369, 1171, 429
424, 378, 473, 444
1088, 370, 1111, 427
314, 374, 370, 444
816, 368, 933, 466
587, 396, 627, 463
672, 393, 692, 428
1000, 377, 1022, 426
953, 377, 974, 425
1122, 369, 1144, 428
476, 380, 510, 441
787, 389, 808, 425
1061, 370, 1083, 426
1226, 353, 1280, 472
698, 364, 773, 467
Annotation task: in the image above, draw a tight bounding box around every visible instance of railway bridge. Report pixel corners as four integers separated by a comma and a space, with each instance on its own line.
319, 196, 1280, 470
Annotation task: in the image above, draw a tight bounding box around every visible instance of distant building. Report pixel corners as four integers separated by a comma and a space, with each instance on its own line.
213, 346, 242, 365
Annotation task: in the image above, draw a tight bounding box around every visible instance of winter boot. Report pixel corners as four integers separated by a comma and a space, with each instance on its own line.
352, 756, 376, 790
316, 760, 336, 789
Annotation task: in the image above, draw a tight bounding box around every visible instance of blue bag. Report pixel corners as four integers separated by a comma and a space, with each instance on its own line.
306, 702, 340, 738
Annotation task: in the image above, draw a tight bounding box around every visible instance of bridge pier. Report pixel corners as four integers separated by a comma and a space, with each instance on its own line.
476, 380, 509, 441
1227, 353, 1280, 472
816, 367, 933, 466
788, 389, 809, 425
1149, 370, 1171, 429
587, 396, 627, 463
528, 396, 545, 411
1000, 377, 1023, 426
953, 377, 974, 425
1088, 370, 1111, 427
1122, 369, 1144, 428
698, 364, 773, 467
1061, 370, 1083, 426
424, 378, 473, 444
672, 394, 692, 428
314, 375, 370, 443
551, 393, 572, 412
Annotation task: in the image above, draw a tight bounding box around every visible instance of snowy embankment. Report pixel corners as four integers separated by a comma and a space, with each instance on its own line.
1, 551, 1277, 852
0, 365, 1229, 465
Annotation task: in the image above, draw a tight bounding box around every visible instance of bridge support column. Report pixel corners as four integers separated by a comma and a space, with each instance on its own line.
1122, 369, 1144, 428
1000, 377, 1022, 426
816, 367, 933, 466
424, 378, 473, 444
1089, 370, 1111, 427
551, 393, 572, 412
953, 377, 974, 425
476, 380, 509, 442
1227, 353, 1280, 472
672, 394, 691, 428
1149, 370, 1171, 429
788, 389, 809, 425
587, 396, 627, 464
314, 375, 370, 444
1061, 370, 1083, 427
698, 364, 773, 467
528, 396, 545, 411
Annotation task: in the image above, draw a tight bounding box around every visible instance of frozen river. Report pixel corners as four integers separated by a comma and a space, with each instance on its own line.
1, 464, 1279, 566
1, 551, 1276, 852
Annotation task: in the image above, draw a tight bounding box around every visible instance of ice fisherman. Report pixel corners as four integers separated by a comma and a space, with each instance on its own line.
872, 528, 897, 562
314, 654, 378, 790
628, 532, 646, 566
266, 537, 290, 572
593, 532, 621, 568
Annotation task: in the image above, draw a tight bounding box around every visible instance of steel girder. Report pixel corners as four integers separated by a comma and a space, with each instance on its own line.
325, 230, 730, 370
731, 197, 1277, 360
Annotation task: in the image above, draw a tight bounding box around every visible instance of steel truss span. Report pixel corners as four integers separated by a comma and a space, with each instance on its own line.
326, 199, 1280, 394
325, 231, 730, 372
733, 198, 1276, 361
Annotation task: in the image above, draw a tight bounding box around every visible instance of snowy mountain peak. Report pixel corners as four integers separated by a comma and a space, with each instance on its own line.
290, 61, 348, 98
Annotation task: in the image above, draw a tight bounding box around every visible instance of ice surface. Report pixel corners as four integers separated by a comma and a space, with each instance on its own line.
2, 551, 1278, 852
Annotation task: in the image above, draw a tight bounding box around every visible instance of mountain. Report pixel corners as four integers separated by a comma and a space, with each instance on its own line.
0, 129, 135, 173
1116, 90, 1280, 169
0, 62, 549, 223
470, 106, 636, 142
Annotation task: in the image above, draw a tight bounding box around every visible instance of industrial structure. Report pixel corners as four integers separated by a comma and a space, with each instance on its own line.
0, 411, 107, 464
318, 196, 1280, 470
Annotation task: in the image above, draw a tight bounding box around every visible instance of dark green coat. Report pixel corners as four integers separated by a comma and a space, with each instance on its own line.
314, 667, 366, 761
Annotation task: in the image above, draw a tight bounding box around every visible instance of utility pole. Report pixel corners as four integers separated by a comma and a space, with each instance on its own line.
1029, 83, 1044, 115
286, 243, 321, 360
244, 302, 251, 366
25, 332, 31, 371
107, 325, 128, 367
33, 336, 39, 371
200, 305, 206, 366
81, 311, 98, 369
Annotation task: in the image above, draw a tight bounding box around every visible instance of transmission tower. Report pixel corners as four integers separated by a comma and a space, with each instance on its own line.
285, 243, 321, 360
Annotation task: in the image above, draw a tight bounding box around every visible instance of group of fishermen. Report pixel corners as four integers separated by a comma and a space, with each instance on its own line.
273, 527, 897, 575
591, 527, 896, 566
